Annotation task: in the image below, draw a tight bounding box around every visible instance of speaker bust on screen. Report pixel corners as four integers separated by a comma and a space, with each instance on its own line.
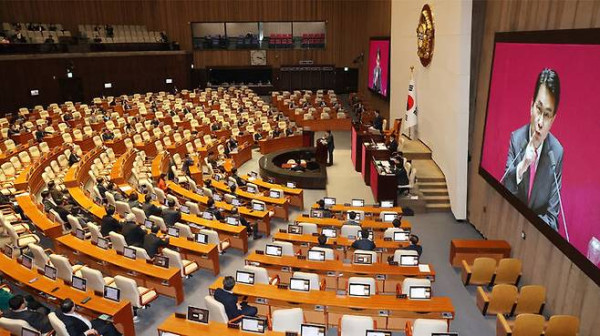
502, 68, 563, 232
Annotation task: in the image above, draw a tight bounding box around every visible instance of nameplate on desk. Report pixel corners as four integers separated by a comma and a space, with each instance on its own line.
249, 262, 260, 266
378, 310, 389, 317
256, 297, 268, 304
277, 284, 288, 290
256, 250, 264, 255
375, 274, 386, 281
311, 233, 320, 236
389, 261, 399, 266
300, 243, 309, 247
279, 229, 287, 233
285, 332, 299, 336
383, 237, 392, 241
281, 266, 290, 272
314, 305, 325, 312
227, 323, 240, 329
397, 294, 407, 299
326, 271, 336, 277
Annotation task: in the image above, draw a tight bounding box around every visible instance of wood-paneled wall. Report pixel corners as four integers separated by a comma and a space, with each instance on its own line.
468, 1, 600, 334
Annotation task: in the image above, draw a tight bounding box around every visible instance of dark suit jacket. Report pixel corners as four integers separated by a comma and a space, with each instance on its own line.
213, 288, 241, 320
128, 200, 141, 209
373, 116, 384, 132
56, 312, 89, 336
503, 124, 563, 231
326, 134, 334, 151
4, 310, 53, 333
402, 244, 423, 257
142, 202, 162, 218
121, 221, 146, 247
388, 139, 398, 153
100, 215, 122, 236
162, 209, 181, 227
351, 238, 376, 251
143, 233, 168, 258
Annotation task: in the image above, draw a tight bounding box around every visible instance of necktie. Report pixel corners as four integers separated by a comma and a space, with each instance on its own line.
528, 149, 538, 200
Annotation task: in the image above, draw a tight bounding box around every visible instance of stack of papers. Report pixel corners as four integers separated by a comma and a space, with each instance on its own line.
418, 264, 431, 273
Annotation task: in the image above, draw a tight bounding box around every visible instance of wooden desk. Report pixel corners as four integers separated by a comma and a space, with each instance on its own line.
245, 252, 435, 293
242, 175, 304, 209
229, 143, 253, 168
361, 143, 390, 186
54, 234, 185, 304
294, 215, 411, 237
158, 315, 285, 336
370, 159, 398, 204
258, 135, 304, 155
208, 277, 454, 330
351, 123, 384, 172
0, 254, 135, 336
312, 204, 403, 217
272, 232, 408, 261
449, 240, 511, 267
16, 194, 64, 238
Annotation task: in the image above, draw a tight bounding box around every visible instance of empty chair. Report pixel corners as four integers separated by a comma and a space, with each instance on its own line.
0, 317, 37, 336
109, 232, 128, 253
28, 243, 51, 270
5, 223, 39, 252
243, 265, 279, 285
162, 248, 199, 277
185, 201, 201, 215
115, 201, 132, 218
476, 284, 518, 315
131, 246, 151, 260
514, 285, 546, 315
544, 315, 579, 336
341, 225, 361, 238
402, 278, 431, 295
493, 258, 522, 285
201, 229, 230, 254
49, 254, 83, 282
347, 277, 376, 295
291, 272, 322, 291
114, 275, 158, 311
309, 247, 335, 260
269, 240, 295, 256
297, 222, 317, 235
28, 146, 41, 159
405, 319, 447, 336
174, 223, 193, 238
496, 313, 545, 336
80, 266, 115, 293
87, 223, 103, 244
271, 308, 304, 333
340, 315, 374, 336
353, 250, 377, 264
18, 151, 31, 165
461, 257, 497, 286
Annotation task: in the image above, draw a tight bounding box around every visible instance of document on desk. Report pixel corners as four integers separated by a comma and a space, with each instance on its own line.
418, 264, 430, 273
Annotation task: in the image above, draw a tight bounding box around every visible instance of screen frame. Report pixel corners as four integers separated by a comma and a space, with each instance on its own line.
236, 270, 255, 285
300, 323, 326, 336
240, 316, 266, 333
307, 250, 326, 261
367, 36, 391, 100
103, 285, 121, 302
265, 244, 283, 257
478, 28, 600, 286
348, 283, 371, 297
289, 277, 310, 292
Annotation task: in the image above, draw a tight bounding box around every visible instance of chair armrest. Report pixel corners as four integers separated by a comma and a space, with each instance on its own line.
138, 287, 154, 296
44, 248, 54, 255
405, 321, 414, 336
461, 260, 472, 285
320, 279, 326, 291
476, 286, 489, 315
496, 313, 511, 336
228, 314, 245, 324
269, 274, 280, 286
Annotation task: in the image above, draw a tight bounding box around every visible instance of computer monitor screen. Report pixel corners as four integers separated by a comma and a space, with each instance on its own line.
104, 286, 121, 302
351, 199, 365, 207
154, 255, 169, 268
226, 217, 239, 226
366, 331, 393, 336
409, 286, 432, 300
72, 275, 86, 291
202, 212, 214, 220
310, 209, 323, 218
195, 233, 208, 244
44, 265, 57, 280
353, 253, 373, 265
368, 37, 390, 97
214, 174, 221, 181
300, 324, 326, 336
187, 306, 209, 323
348, 283, 371, 297
269, 190, 281, 198
179, 205, 190, 214
286, 182, 296, 188
400, 255, 419, 266
21, 327, 41, 336
308, 250, 326, 261
382, 213, 397, 222
265, 244, 282, 257
247, 185, 257, 193
289, 278, 310, 291
3, 245, 13, 258
97, 237, 110, 250
167, 227, 180, 237
288, 225, 303, 234
144, 220, 153, 229
236, 270, 255, 285
123, 246, 137, 259
323, 197, 336, 207
252, 202, 265, 212
232, 198, 241, 206
240, 316, 266, 333
393, 231, 409, 242
104, 83, 112, 89
75, 228, 85, 240
380, 200, 394, 208
321, 228, 337, 238
21, 255, 33, 269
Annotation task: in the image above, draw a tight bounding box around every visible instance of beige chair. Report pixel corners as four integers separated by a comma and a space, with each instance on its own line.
493, 258, 522, 285
109, 232, 128, 253
405, 319, 447, 336
291, 271, 322, 291
205, 295, 244, 324
49, 254, 83, 282
353, 250, 377, 264
113, 275, 158, 310
297, 222, 318, 235
201, 229, 230, 254
0, 317, 37, 335
28, 243, 52, 270
544, 315, 579, 336
476, 284, 518, 316
6, 223, 39, 252
461, 257, 496, 286
309, 247, 335, 260
174, 223, 193, 239
162, 248, 199, 277
496, 313, 544, 336
243, 265, 279, 285
88, 223, 103, 244
271, 308, 304, 333
149, 215, 167, 232
347, 277, 376, 296
80, 266, 115, 293
48, 312, 69, 336
340, 315, 374, 336
513, 285, 546, 315
269, 240, 295, 256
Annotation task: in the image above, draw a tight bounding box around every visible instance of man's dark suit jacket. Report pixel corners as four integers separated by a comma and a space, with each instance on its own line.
388, 139, 398, 153
373, 116, 384, 132
3, 310, 53, 333
351, 238, 376, 251
162, 209, 181, 227
402, 244, 423, 257
128, 200, 141, 209
326, 134, 334, 152
121, 221, 146, 247
55, 312, 121, 336
100, 215, 122, 236
503, 124, 563, 231
143, 233, 168, 258
213, 288, 241, 320
142, 202, 162, 218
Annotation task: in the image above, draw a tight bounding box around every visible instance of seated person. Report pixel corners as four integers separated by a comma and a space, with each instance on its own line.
157, 174, 168, 192
343, 211, 360, 226
121, 213, 146, 247
317, 234, 329, 248
391, 161, 409, 194
127, 192, 141, 209
142, 193, 162, 218
213, 276, 258, 320
253, 132, 263, 142
315, 199, 333, 218
205, 198, 224, 221
143, 225, 169, 258
351, 228, 376, 251
100, 206, 122, 237
230, 168, 246, 187
56, 298, 122, 336
401, 234, 422, 257
391, 217, 403, 228
3, 295, 52, 333
96, 178, 108, 201
106, 183, 125, 202
162, 199, 181, 227
230, 207, 261, 239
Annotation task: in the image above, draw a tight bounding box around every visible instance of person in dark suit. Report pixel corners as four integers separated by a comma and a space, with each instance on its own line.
315, 199, 333, 218
401, 234, 422, 257
502, 68, 563, 231
56, 298, 121, 336
230, 168, 246, 187
391, 161, 410, 195
351, 228, 376, 251
230, 207, 261, 239
388, 136, 398, 153
343, 211, 360, 226
34, 125, 50, 143
205, 198, 223, 221
96, 178, 107, 201
68, 150, 80, 166
100, 206, 122, 236
317, 234, 329, 248
162, 199, 181, 227
127, 193, 141, 209
181, 154, 194, 177
41, 190, 57, 212
142, 194, 162, 218
325, 130, 335, 166
143, 225, 169, 258
225, 136, 238, 154
372, 110, 383, 133
213, 276, 258, 320
4, 295, 53, 333
121, 214, 146, 247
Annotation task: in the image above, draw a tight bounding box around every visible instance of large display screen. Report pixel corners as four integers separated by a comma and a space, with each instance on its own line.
368, 38, 390, 98
480, 30, 600, 280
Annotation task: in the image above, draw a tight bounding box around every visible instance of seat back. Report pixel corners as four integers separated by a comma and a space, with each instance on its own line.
49, 254, 74, 282
114, 275, 141, 307
149, 215, 167, 232
131, 207, 147, 225
174, 223, 193, 238
340, 315, 374, 336
512, 314, 545, 336
393, 249, 419, 263
132, 246, 151, 260
115, 201, 131, 217
402, 278, 431, 295
341, 225, 361, 238
205, 295, 229, 323
109, 232, 128, 253
0, 317, 36, 335
292, 272, 320, 291
200, 229, 220, 245
81, 266, 108, 293
347, 277, 376, 295
28, 243, 50, 270
545, 315, 579, 336
297, 222, 317, 235
48, 312, 69, 336
412, 319, 447, 335
272, 308, 304, 333
494, 258, 522, 285
88, 223, 102, 243
162, 248, 185, 276
383, 227, 407, 239
514, 285, 546, 315
270, 240, 295, 256
353, 250, 377, 264
243, 265, 270, 284
488, 284, 518, 315
470, 257, 497, 284
310, 247, 334, 260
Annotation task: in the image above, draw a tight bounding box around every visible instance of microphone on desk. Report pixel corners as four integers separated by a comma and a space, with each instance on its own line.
500, 141, 528, 184
548, 150, 569, 242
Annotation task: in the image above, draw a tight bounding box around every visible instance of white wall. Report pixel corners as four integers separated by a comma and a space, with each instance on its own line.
390, 0, 471, 219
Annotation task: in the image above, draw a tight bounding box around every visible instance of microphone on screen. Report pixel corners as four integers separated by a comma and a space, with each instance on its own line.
548, 150, 569, 242
500, 141, 528, 183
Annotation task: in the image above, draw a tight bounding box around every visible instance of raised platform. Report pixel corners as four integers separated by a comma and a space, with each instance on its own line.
258, 147, 327, 189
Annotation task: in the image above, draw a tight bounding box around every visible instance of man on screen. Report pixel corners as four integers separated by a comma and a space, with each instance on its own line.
372, 48, 383, 94
503, 68, 563, 231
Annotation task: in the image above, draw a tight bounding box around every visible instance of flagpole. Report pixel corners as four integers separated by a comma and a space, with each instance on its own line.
409, 66, 414, 140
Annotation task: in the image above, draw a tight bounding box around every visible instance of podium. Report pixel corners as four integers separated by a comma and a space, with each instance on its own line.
361, 142, 390, 185
351, 122, 384, 172
315, 139, 328, 164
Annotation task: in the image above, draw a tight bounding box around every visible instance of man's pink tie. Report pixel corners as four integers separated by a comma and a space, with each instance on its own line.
528, 150, 538, 200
